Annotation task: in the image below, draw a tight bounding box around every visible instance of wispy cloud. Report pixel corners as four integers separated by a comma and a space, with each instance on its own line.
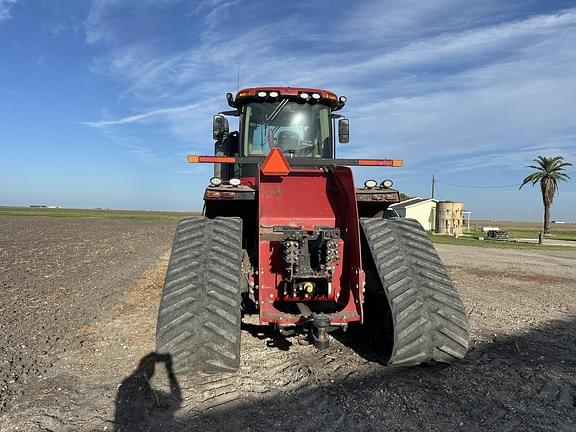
326, 9, 576, 83
431, 143, 576, 174
83, 1, 576, 179
0, 0, 17, 22
85, 0, 183, 44
86, 121, 162, 163
87, 5, 576, 98
81, 103, 200, 127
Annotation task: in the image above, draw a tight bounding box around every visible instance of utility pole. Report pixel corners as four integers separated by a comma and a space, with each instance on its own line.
431, 174, 435, 199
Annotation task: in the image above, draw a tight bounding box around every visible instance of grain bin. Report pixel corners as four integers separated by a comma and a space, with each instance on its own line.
436, 201, 464, 235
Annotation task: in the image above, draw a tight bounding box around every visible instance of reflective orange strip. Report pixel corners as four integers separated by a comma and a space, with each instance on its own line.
188, 155, 237, 163
198, 156, 237, 163
358, 159, 392, 166
357, 159, 403, 167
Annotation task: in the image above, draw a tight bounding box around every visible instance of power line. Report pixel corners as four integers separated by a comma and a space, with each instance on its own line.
434, 182, 442, 200
435, 179, 520, 189
412, 179, 432, 197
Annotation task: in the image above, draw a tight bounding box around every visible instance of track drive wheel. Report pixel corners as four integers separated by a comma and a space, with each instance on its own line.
156, 217, 243, 373
361, 218, 469, 365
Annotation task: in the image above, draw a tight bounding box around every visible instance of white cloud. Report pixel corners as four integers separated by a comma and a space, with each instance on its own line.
92, 7, 576, 98
81, 103, 200, 127
0, 0, 17, 22
335, 9, 576, 80
83, 1, 576, 179
432, 144, 576, 174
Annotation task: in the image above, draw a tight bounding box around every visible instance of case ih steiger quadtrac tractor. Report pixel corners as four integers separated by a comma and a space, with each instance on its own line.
156, 87, 469, 373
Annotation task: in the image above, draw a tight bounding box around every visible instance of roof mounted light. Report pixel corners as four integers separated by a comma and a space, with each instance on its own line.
257, 91, 267, 98
269, 91, 279, 98
364, 179, 378, 189
381, 179, 394, 188
311, 93, 321, 100
339, 96, 347, 103
209, 176, 223, 186
299, 92, 309, 99
229, 178, 241, 186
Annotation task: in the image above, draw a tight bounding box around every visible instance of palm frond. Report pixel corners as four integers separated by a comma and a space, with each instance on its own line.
520, 155, 572, 190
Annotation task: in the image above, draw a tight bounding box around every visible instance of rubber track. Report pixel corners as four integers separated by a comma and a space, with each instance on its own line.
361, 218, 469, 365
156, 217, 243, 373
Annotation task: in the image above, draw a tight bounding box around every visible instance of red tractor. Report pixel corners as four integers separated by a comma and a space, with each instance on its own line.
156, 87, 469, 373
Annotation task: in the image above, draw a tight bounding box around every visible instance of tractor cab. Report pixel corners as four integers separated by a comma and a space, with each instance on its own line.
202, 87, 403, 219
212, 87, 349, 180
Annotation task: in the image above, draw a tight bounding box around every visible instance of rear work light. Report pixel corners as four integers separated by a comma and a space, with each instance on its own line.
364, 179, 378, 189
210, 176, 223, 186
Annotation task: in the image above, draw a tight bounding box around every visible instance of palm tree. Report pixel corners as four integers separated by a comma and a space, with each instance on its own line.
519, 156, 572, 233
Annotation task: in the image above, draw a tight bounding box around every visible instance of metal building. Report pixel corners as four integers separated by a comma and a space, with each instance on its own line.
389, 197, 438, 231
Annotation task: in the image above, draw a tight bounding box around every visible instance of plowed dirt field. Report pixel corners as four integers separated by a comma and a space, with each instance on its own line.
0, 216, 574, 431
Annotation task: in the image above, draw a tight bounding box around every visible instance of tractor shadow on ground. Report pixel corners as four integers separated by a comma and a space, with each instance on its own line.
114, 317, 576, 432
186, 317, 576, 431
241, 316, 385, 359
241, 321, 293, 351
329, 325, 385, 364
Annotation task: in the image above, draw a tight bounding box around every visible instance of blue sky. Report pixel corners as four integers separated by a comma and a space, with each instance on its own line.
1, 0, 575, 220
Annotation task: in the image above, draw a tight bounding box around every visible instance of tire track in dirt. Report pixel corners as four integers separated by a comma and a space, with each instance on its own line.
1, 249, 375, 431
2, 236, 576, 431
0, 216, 175, 418
0, 252, 172, 431
160, 320, 376, 423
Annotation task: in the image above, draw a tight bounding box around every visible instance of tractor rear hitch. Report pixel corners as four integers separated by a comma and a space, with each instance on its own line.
310, 313, 331, 350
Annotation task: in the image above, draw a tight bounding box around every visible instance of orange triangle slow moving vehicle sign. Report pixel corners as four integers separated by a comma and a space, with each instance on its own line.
261, 148, 291, 176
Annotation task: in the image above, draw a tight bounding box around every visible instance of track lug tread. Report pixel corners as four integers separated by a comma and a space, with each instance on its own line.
156, 216, 242, 374
361, 218, 469, 366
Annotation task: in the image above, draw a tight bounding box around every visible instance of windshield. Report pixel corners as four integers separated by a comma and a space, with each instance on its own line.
243, 101, 332, 157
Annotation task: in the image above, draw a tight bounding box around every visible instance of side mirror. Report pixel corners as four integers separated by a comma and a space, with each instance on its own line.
338, 118, 349, 144
213, 114, 229, 140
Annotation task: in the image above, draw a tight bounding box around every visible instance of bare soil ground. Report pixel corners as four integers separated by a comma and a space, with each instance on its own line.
1, 216, 575, 431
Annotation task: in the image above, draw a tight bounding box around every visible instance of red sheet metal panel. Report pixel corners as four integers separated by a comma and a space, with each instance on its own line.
259, 169, 334, 230
256, 166, 364, 325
